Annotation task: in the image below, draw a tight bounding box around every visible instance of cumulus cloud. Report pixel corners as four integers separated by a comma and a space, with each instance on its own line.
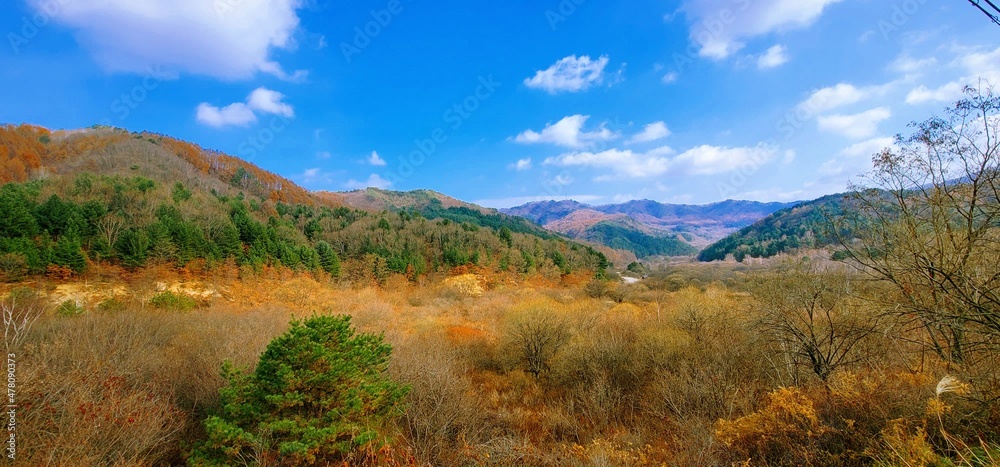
27, 0, 306, 80
543, 143, 775, 180
817, 107, 892, 139
757, 44, 789, 69
628, 121, 671, 144
196, 87, 294, 128
196, 102, 257, 128
509, 158, 532, 171
367, 151, 386, 166
545, 146, 674, 179
247, 88, 295, 117
905, 46, 1000, 105
669, 144, 777, 176
345, 174, 392, 190
685, 0, 842, 59
514, 115, 618, 149
524, 55, 611, 93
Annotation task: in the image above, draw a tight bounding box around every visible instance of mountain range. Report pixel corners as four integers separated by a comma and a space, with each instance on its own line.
502, 199, 799, 258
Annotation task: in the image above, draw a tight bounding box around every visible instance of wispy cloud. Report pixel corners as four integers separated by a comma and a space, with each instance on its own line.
627, 121, 671, 144
817, 107, 892, 139
524, 55, 612, 93
757, 44, 789, 69
509, 158, 532, 171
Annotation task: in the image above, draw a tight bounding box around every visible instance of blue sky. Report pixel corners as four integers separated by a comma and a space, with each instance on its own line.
1, 0, 998, 208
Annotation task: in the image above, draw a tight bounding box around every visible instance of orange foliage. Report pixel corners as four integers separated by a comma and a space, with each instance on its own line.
0, 124, 48, 182
445, 325, 488, 345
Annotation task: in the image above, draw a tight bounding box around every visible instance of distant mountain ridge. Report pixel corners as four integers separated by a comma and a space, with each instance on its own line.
502, 198, 798, 257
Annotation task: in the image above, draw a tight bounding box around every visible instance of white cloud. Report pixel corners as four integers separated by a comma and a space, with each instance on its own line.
513, 115, 618, 149
196, 87, 294, 128
628, 121, 671, 144
757, 44, 789, 69
247, 88, 294, 117
543, 143, 775, 179
670, 144, 777, 176
818, 136, 896, 178
28, 0, 306, 80
906, 82, 964, 105
685, 0, 842, 60
798, 83, 871, 114
889, 55, 937, 76
509, 158, 532, 171
661, 72, 678, 84
524, 55, 611, 93
345, 174, 392, 190
367, 151, 386, 166
840, 136, 895, 158
196, 102, 256, 128
545, 146, 673, 179
817, 107, 892, 139
552, 174, 574, 186
904, 46, 1000, 105
316, 151, 332, 159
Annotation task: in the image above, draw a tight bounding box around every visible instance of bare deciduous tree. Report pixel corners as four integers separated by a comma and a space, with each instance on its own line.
840, 83, 1000, 364
747, 264, 880, 383
505, 312, 571, 378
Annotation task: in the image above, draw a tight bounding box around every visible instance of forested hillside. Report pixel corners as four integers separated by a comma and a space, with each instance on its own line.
0, 124, 609, 281
697, 194, 851, 262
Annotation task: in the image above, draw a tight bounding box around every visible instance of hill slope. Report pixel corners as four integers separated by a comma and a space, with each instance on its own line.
318, 187, 555, 239
697, 193, 852, 262
503, 198, 797, 258
0, 124, 610, 280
